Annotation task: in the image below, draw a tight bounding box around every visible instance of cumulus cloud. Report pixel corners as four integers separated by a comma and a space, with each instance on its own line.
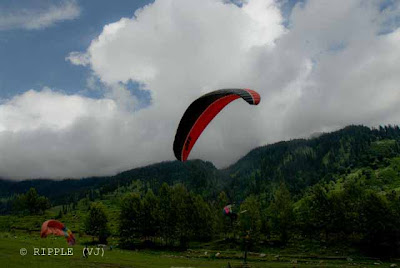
1, 0, 400, 179
0, 88, 143, 179
0, 0, 80, 31
0, 88, 117, 133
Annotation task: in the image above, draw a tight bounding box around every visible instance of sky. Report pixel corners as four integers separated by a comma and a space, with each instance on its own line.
0, 0, 399, 180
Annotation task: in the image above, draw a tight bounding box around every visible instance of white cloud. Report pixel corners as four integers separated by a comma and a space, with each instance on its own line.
0, 88, 117, 133
1, 0, 400, 179
0, 88, 143, 179
0, 0, 80, 31
65, 51, 90, 66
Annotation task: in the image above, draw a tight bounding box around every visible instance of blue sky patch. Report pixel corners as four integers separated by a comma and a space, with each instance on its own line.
0, 0, 151, 99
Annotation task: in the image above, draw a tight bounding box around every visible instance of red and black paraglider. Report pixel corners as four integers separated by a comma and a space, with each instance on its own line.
173, 88, 261, 161
40, 220, 75, 245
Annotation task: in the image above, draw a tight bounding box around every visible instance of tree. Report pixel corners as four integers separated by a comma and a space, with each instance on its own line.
119, 193, 143, 248
170, 184, 192, 248
159, 183, 174, 246
268, 183, 293, 243
238, 195, 262, 254
13, 188, 50, 215
215, 191, 231, 235
142, 189, 160, 243
360, 192, 399, 256
240, 195, 262, 239
85, 202, 109, 244
191, 194, 214, 241
296, 184, 332, 240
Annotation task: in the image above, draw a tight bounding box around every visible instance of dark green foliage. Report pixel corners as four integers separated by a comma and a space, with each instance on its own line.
158, 183, 174, 246
239, 195, 262, 239
191, 194, 214, 241
214, 191, 231, 236
0, 160, 220, 207
359, 192, 400, 256
295, 185, 331, 239
118, 183, 214, 249
267, 183, 294, 243
295, 176, 400, 256
12, 188, 50, 215
119, 193, 143, 248
170, 184, 194, 248
142, 189, 159, 241
227, 125, 400, 199
84, 202, 110, 244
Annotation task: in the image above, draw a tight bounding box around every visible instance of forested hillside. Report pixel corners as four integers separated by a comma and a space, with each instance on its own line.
0, 160, 220, 205
3, 125, 400, 203
1, 125, 400, 256
224, 125, 400, 200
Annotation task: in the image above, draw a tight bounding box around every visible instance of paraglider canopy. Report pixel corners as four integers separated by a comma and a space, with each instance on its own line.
223, 204, 232, 215
173, 88, 261, 161
40, 219, 75, 245
223, 204, 238, 221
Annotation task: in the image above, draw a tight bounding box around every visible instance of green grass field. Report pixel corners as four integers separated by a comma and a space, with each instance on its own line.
0, 234, 398, 268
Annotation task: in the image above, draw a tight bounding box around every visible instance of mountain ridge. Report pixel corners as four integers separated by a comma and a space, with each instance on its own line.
1, 124, 400, 204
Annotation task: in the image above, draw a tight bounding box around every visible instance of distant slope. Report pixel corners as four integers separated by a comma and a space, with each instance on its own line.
0, 160, 220, 204
224, 125, 400, 199
1, 125, 400, 204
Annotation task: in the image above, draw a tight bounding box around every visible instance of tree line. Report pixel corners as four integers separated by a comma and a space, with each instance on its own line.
3, 125, 400, 257
83, 175, 399, 257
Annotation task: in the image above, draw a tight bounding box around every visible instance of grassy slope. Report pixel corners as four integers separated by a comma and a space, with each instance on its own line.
1, 193, 399, 267
1, 234, 398, 268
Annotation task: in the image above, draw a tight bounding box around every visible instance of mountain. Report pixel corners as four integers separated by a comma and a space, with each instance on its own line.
1, 125, 400, 204
0, 160, 220, 204
224, 125, 400, 199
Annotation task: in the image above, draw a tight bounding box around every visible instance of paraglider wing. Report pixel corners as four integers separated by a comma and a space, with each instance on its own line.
173, 89, 260, 161
40, 220, 75, 245
66, 229, 76, 245
223, 204, 238, 221
40, 220, 65, 237
223, 204, 232, 215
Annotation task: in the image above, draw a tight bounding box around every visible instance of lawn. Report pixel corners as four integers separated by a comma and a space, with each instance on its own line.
0, 234, 398, 268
